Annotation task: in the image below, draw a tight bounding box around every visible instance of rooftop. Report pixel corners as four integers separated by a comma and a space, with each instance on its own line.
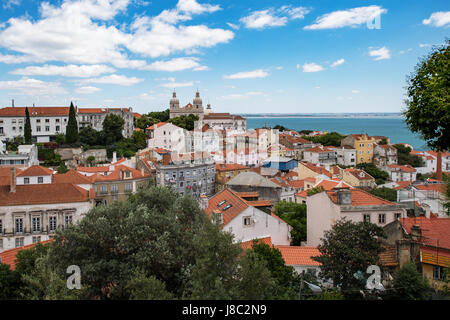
274, 246, 321, 266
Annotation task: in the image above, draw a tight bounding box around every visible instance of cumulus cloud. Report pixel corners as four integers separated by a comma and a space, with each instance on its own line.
241, 5, 309, 29
160, 81, 194, 88
82, 74, 144, 86
302, 63, 324, 72
423, 11, 450, 27
223, 69, 269, 79
220, 91, 264, 100
0, 77, 67, 95
75, 86, 101, 94
369, 47, 391, 61
10, 64, 115, 77
304, 5, 387, 30
0, 0, 233, 67
142, 57, 206, 72
331, 59, 345, 68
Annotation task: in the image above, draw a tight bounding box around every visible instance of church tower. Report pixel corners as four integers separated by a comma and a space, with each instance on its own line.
193, 90, 203, 111
170, 90, 180, 110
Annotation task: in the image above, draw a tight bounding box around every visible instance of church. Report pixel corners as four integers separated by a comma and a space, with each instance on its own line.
169, 90, 212, 119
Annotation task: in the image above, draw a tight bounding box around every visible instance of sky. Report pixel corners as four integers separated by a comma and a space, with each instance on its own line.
0, 0, 448, 115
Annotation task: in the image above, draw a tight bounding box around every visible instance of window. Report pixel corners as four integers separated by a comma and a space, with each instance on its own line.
24, 177, 30, 184
433, 266, 446, 280
56, 119, 60, 123
378, 214, 386, 224
65, 215, 73, 227
49, 216, 57, 232
36, 126, 41, 132
125, 183, 132, 192
45, 126, 50, 132
38, 177, 43, 183
56, 126, 60, 131
243, 217, 252, 226
15, 237, 24, 248
111, 184, 118, 193
0, 127, 3, 134
32, 236, 41, 244
45, 119, 50, 123
101, 185, 107, 194
36, 119, 41, 123
0, 239, 3, 249
0, 218, 2, 234
12, 126, 16, 131
15, 217, 23, 233
32, 216, 41, 232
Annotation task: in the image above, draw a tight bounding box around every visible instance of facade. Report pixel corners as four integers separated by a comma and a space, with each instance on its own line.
302, 146, 337, 167
202, 113, 247, 132
205, 188, 292, 246
215, 163, 250, 192
0, 144, 38, 167
331, 146, 356, 167
279, 134, 316, 160
397, 183, 447, 217
342, 168, 376, 189
374, 144, 398, 167
410, 150, 450, 175
169, 91, 206, 119
341, 134, 376, 164
78, 107, 135, 138
155, 152, 216, 198
385, 164, 417, 182
297, 161, 332, 181
0, 166, 95, 252
146, 122, 189, 152
77, 164, 152, 205
306, 188, 408, 246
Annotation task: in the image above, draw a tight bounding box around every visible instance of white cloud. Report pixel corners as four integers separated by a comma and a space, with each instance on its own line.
82, 74, 144, 86
419, 43, 431, 48
423, 11, 450, 27
160, 81, 194, 88
331, 59, 345, 68
352, 90, 360, 94
223, 69, 269, 79
75, 86, 101, 94
3, 0, 21, 9
142, 57, 205, 72
369, 47, 391, 61
0, 77, 67, 95
304, 5, 387, 30
296, 64, 301, 69
220, 91, 264, 100
10, 64, 115, 77
275, 66, 283, 70
302, 63, 324, 72
0, 0, 233, 66
226, 22, 240, 30
241, 6, 309, 29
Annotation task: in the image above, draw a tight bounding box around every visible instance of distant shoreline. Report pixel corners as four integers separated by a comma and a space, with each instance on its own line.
239, 113, 403, 119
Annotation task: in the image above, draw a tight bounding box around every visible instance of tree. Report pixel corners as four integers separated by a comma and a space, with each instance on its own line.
55, 133, 65, 145
307, 186, 325, 196
103, 113, 125, 144
65, 102, 79, 144
404, 39, 449, 179
385, 263, 430, 300
302, 132, 347, 146
79, 126, 101, 146
312, 219, 386, 299
132, 130, 147, 150
369, 187, 397, 202
356, 163, 389, 184
274, 201, 307, 245
24, 107, 32, 144
273, 124, 290, 132
135, 115, 160, 130
168, 114, 199, 131
250, 241, 300, 299
0, 264, 22, 299
393, 144, 424, 167
57, 161, 68, 174
86, 155, 96, 166
125, 270, 174, 300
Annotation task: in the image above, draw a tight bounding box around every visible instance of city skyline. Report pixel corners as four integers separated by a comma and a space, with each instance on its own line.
0, 0, 449, 114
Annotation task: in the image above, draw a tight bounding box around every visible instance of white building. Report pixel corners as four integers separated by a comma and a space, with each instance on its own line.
306, 188, 407, 246
330, 146, 356, 167
410, 150, 450, 175
385, 164, 417, 182
0, 166, 95, 252
205, 188, 292, 246
146, 122, 190, 153
77, 107, 134, 138
202, 113, 247, 132
0, 143, 39, 167
303, 146, 337, 167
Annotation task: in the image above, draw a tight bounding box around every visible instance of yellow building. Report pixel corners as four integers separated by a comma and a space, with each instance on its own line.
341, 134, 376, 164
215, 163, 250, 192
297, 161, 332, 180
342, 168, 376, 189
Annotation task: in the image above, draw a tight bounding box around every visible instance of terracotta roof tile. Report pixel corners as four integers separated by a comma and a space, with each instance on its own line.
0, 240, 55, 270
386, 164, 416, 173
241, 237, 273, 250
205, 188, 249, 226
215, 163, 249, 171
0, 107, 69, 117
327, 188, 395, 206
245, 200, 272, 207
344, 168, 375, 180
400, 217, 450, 249
300, 162, 332, 178
274, 246, 321, 266
379, 244, 398, 267
53, 170, 93, 184
16, 165, 54, 177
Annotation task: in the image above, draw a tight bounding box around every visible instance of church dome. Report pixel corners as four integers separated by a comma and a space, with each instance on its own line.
193, 90, 202, 107
170, 91, 179, 108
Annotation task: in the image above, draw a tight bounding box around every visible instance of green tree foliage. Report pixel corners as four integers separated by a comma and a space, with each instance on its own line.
307, 186, 325, 196
312, 219, 386, 299
79, 126, 102, 146
6, 135, 24, 152
273, 124, 290, 132
302, 132, 347, 146
250, 241, 300, 299
135, 115, 160, 130
148, 109, 170, 122
86, 155, 96, 166
308, 289, 345, 300
57, 161, 68, 174
103, 113, 125, 144
55, 133, 66, 145
24, 106, 32, 144
274, 201, 307, 245
65, 102, 79, 144
37, 144, 63, 167
385, 263, 430, 300
404, 39, 449, 152
132, 130, 147, 150
39, 186, 274, 300
355, 163, 389, 184
0, 264, 22, 299
393, 144, 425, 167
168, 114, 199, 131
368, 187, 397, 202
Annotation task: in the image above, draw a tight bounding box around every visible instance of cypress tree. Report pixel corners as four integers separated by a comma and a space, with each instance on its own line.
65, 102, 79, 144
24, 107, 32, 144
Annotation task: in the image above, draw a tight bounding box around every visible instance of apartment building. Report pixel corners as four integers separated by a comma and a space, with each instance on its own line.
341, 134, 376, 164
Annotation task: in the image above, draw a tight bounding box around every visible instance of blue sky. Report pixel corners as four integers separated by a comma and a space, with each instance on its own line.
0, 0, 448, 114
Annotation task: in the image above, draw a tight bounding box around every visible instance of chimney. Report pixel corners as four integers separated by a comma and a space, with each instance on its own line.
112, 152, 117, 163
10, 167, 16, 193
336, 188, 352, 205
410, 224, 422, 241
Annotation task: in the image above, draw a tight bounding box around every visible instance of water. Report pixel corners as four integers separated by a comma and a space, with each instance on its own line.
246, 116, 428, 150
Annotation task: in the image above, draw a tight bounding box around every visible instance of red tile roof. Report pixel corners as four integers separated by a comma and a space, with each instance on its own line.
315, 179, 352, 191
379, 244, 398, 267
305, 146, 335, 153
235, 191, 259, 198
344, 168, 375, 180
241, 237, 273, 250
215, 163, 249, 172
327, 188, 395, 206
16, 165, 54, 177
77, 108, 106, 114
0, 107, 69, 117
91, 165, 151, 182
77, 165, 111, 173
400, 217, 450, 249
205, 188, 249, 226
0, 183, 92, 206
146, 122, 167, 130
133, 112, 142, 118
53, 170, 93, 184
300, 162, 332, 178
414, 184, 445, 193
274, 246, 321, 266
287, 180, 305, 188
393, 180, 414, 190
386, 164, 416, 173
0, 240, 55, 270
246, 200, 272, 207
